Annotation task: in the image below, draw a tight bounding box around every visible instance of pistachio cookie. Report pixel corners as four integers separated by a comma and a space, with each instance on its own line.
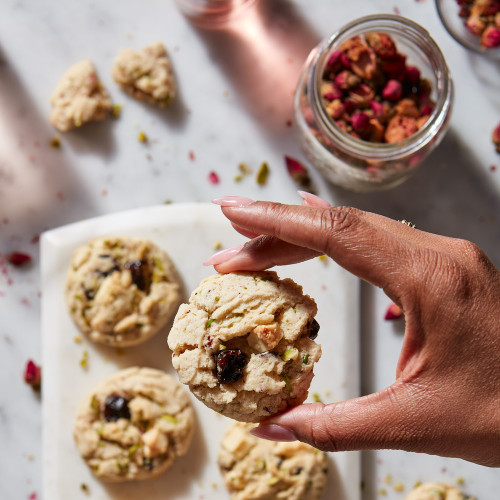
73, 367, 195, 482
218, 422, 328, 500
50, 59, 112, 132
405, 482, 474, 500
167, 271, 322, 422
66, 236, 182, 347
112, 42, 176, 108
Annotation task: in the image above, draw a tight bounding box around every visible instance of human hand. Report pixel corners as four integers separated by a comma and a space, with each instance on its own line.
204, 194, 500, 467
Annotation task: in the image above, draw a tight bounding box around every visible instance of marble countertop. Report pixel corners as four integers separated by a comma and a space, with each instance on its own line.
0, 0, 498, 499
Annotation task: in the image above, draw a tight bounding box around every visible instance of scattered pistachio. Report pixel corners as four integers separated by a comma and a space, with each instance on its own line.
49, 136, 61, 148
111, 104, 122, 119
281, 347, 298, 361
302, 354, 310, 364
80, 483, 89, 494
268, 476, 280, 486
394, 482, 404, 492
80, 350, 89, 369
256, 162, 270, 185
137, 131, 148, 143
312, 392, 323, 403
206, 318, 214, 329
128, 443, 140, 457
161, 414, 178, 424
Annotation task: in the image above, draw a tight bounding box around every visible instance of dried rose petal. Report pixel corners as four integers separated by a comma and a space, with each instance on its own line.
24, 360, 41, 389
492, 122, 500, 152
7, 251, 32, 266
321, 82, 343, 101
343, 98, 358, 115
384, 303, 403, 320
481, 25, 500, 47
208, 171, 220, 184
379, 53, 407, 79
382, 80, 403, 101
284, 155, 309, 183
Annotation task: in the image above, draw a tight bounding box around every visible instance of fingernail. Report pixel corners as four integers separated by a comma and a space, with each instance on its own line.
249, 424, 297, 442
203, 245, 243, 266
297, 191, 331, 208
212, 196, 255, 208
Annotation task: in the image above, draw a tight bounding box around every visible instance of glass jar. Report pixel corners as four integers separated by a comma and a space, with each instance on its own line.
435, 0, 500, 59
294, 15, 454, 192
175, 0, 258, 28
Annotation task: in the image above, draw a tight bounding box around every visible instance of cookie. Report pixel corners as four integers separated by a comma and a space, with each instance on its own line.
50, 59, 111, 132
66, 236, 182, 347
218, 422, 328, 500
73, 367, 195, 482
112, 42, 176, 108
405, 482, 474, 500
167, 271, 322, 422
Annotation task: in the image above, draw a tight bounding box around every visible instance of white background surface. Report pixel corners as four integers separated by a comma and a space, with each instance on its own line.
0, 0, 499, 499
41, 203, 360, 500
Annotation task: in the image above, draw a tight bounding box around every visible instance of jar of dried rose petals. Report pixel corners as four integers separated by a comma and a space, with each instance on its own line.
294, 15, 454, 192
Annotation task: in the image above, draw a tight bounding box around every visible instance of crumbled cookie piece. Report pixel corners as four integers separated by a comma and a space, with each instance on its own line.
168, 271, 322, 422
218, 422, 328, 500
50, 60, 112, 132
74, 367, 195, 482
112, 42, 176, 108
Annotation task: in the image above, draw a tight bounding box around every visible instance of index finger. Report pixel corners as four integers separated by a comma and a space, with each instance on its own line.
216, 202, 419, 294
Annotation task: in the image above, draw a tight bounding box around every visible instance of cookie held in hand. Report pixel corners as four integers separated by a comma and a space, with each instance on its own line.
167, 271, 322, 422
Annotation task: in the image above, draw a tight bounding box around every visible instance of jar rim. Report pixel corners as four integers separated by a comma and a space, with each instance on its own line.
309, 14, 453, 161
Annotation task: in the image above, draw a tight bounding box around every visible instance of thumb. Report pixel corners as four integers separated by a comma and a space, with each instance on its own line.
250, 382, 431, 454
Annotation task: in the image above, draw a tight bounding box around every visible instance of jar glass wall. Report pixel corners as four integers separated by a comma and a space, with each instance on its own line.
294, 15, 454, 192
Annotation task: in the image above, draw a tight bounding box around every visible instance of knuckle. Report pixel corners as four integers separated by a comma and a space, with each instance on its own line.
318, 207, 365, 255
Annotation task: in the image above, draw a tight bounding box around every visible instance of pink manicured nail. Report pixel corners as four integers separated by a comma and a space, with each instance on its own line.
297, 191, 331, 208
212, 196, 254, 208
203, 245, 243, 266
250, 424, 297, 442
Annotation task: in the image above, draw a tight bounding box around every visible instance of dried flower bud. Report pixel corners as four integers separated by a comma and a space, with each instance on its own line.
420, 104, 434, 116
342, 98, 358, 116
405, 65, 421, 86
481, 24, 500, 47
365, 32, 397, 59
492, 122, 500, 153
496, 12, 500, 28
394, 98, 420, 118
326, 99, 344, 120
416, 115, 430, 130
384, 303, 403, 320
349, 83, 375, 107
382, 80, 403, 101
368, 118, 385, 142
24, 360, 41, 390
326, 50, 351, 71
379, 53, 407, 79
351, 111, 371, 134
466, 15, 486, 36
335, 70, 361, 90
384, 115, 418, 143
321, 82, 343, 101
